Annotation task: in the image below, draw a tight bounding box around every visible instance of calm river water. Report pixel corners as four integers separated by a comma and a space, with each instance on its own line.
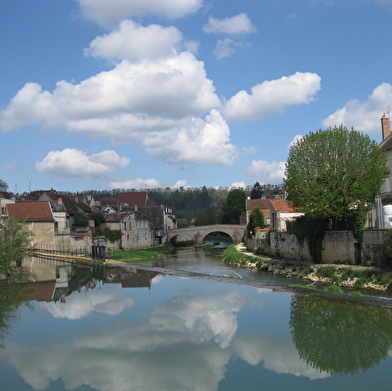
1, 247, 392, 391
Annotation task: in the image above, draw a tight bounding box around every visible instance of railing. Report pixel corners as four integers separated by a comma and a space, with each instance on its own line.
32, 244, 91, 257
31, 244, 106, 262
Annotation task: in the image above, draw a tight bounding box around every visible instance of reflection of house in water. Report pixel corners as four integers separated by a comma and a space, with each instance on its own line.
23, 258, 160, 303
23, 257, 95, 303
104, 267, 160, 289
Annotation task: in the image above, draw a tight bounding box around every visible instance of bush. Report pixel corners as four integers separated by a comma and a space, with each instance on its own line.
331, 275, 341, 283
292, 284, 316, 290
354, 278, 369, 289
301, 266, 314, 275
341, 268, 354, 281
349, 291, 364, 297
222, 244, 241, 264
317, 266, 336, 278
323, 285, 343, 293
174, 240, 194, 247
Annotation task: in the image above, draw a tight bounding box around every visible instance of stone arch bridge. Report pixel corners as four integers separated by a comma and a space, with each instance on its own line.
167, 224, 246, 246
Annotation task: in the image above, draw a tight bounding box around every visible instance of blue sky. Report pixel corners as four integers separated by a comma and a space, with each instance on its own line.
1, 0, 392, 194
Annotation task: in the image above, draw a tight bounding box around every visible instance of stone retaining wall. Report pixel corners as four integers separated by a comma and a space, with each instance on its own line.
249, 229, 388, 265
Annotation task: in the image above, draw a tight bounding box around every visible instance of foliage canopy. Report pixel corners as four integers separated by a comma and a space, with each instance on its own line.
222, 189, 246, 224
195, 206, 222, 226
285, 125, 388, 224
246, 206, 265, 236
0, 218, 32, 283
250, 182, 263, 199
73, 212, 89, 229
0, 179, 8, 192
290, 295, 392, 374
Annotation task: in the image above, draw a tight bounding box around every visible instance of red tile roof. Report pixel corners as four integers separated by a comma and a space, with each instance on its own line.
104, 212, 131, 222
246, 199, 271, 219
269, 199, 296, 212
7, 202, 54, 221
246, 199, 271, 210
26, 282, 56, 301
118, 191, 157, 207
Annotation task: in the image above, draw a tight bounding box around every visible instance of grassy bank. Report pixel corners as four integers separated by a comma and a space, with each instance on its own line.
108, 243, 173, 263
224, 243, 392, 292
222, 243, 260, 266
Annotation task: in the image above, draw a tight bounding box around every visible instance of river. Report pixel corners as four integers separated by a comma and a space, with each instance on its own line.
0, 246, 392, 391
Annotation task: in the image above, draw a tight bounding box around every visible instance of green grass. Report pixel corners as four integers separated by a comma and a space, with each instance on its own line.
291, 284, 317, 290
222, 244, 241, 264
323, 285, 343, 293
316, 266, 336, 278
354, 277, 369, 289
349, 291, 364, 297
108, 243, 173, 263
222, 244, 255, 265
301, 265, 314, 275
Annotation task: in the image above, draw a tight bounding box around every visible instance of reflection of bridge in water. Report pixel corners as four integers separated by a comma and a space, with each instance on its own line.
167, 224, 246, 246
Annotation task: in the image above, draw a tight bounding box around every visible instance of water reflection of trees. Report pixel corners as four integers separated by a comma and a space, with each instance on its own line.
289, 295, 392, 375
0, 283, 30, 349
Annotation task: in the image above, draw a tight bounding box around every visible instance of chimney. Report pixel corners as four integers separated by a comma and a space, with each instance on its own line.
57, 197, 63, 204
381, 112, 390, 141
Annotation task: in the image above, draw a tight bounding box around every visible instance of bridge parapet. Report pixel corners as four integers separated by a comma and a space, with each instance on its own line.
168, 224, 246, 245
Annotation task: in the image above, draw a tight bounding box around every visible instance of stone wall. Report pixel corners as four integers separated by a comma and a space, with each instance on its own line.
250, 229, 387, 265
362, 229, 387, 264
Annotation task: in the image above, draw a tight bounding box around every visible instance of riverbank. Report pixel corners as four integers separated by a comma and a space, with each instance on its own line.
230, 243, 392, 293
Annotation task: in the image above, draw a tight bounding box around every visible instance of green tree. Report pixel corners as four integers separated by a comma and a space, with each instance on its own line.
290, 295, 392, 374
246, 206, 265, 236
0, 180, 8, 192
89, 211, 105, 234
103, 227, 122, 243
0, 283, 31, 349
222, 189, 246, 224
0, 218, 32, 283
195, 206, 222, 226
285, 125, 388, 226
73, 212, 89, 229
250, 182, 263, 199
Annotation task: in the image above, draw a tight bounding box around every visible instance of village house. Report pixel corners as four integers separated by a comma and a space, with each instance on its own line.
269, 199, 303, 232
245, 198, 271, 226
36, 191, 93, 231
6, 202, 56, 246
104, 211, 152, 250
100, 191, 176, 245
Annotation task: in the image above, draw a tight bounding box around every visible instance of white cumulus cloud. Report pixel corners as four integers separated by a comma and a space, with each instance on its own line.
107, 178, 161, 189
322, 82, 392, 134
0, 52, 219, 133
84, 20, 183, 63
172, 180, 189, 189
231, 181, 245, 189
287, 134, 303, 149
203, 13, 256, 35
223, 72, 321, 122
77, 0, 204, 29
214, 38, 237, 59
246, 160, 286, 184
141, 109, 239, 165
35, 149, 130, 178
39, 290, 135, 320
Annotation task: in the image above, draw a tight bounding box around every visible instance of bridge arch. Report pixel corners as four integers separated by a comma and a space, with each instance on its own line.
167, 224, 246, 246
